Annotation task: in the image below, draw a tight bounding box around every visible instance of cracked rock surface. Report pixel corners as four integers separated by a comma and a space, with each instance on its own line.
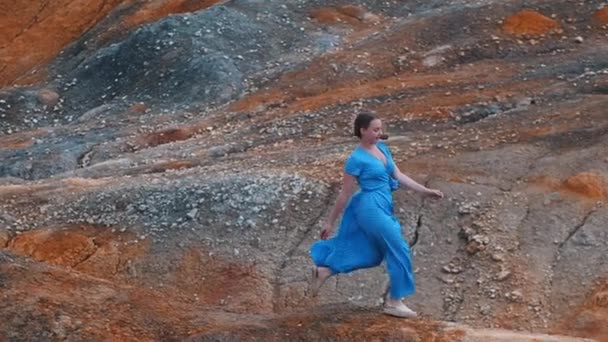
1, 0, 608, 340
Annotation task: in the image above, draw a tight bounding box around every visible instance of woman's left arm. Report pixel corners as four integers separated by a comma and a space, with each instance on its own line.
393, 165, 443, 198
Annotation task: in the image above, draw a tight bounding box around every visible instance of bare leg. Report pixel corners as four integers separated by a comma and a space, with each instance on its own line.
310, 266, 332, 297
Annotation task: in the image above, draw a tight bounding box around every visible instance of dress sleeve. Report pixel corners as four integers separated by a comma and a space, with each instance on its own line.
344, 155, 361, 177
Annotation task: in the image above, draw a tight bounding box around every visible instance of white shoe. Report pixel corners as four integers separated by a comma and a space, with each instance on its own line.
383, 302, 418, 318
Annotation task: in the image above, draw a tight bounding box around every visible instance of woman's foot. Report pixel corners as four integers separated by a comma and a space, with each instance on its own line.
309, 266, 332, 297
381, 280, 390, 304
383, 298, 417, 318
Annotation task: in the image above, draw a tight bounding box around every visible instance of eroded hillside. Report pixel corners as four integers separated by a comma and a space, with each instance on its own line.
1, 0, 607, 341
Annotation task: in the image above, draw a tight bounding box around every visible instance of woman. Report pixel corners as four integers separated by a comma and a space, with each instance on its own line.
309, 112, 443, 318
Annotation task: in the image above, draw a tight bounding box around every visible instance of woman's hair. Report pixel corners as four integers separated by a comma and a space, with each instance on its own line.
353, 112, 377, 138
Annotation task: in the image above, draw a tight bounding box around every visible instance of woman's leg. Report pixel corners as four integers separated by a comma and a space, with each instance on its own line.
309, 202, 383, 296
310, 202, 383, 274
360, 215, 415, 300
360, 216, 416, 318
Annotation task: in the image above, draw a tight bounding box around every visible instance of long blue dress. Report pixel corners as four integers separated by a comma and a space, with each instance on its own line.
310, 141, 415, 299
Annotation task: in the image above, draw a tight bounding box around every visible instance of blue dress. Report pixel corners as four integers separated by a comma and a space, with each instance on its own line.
310, 141, 415, 299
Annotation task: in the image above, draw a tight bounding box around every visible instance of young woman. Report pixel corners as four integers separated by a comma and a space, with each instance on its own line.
309, 112, 443, 318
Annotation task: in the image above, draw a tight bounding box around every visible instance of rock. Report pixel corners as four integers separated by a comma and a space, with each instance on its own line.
479, 304, 492, 316
208, 145, 230, 158
491, 253, 505, 262
442, 264, 464, 274
36, 89, 60, 107
574, 36, 584, 43
186, 208, 198, 220
495, 269, 512, 281
458, 201, 480, 215
505, 290, 523, 302
466, 240, 483, 255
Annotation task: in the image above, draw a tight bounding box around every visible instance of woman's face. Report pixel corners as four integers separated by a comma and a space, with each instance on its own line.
361, 119, 383, 143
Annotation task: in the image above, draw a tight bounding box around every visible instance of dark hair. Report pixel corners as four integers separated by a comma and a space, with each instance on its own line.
353, 112, 377, 138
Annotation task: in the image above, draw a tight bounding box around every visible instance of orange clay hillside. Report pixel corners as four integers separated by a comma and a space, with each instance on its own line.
0, 0, 607, 340
502, 9, 560, 36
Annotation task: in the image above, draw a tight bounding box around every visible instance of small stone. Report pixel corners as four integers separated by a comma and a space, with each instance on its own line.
506, 290, 523, 302
495, 269, 512, 281
186, 208, 198, 220
491, 253, 505, 262
479, 304, 492, 315
438, 275, 455, 284
442, 264, 463, 274
466, 241, 483, 255
37, 89, 60, 107
574, 36, 584, 43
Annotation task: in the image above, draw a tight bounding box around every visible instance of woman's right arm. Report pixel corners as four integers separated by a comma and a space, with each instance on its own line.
320, 173, 357, 240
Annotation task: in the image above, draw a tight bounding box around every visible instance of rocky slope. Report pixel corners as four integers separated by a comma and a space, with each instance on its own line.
1, 0, 607, 340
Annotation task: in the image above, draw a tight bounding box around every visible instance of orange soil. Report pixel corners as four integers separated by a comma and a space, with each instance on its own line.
0, 258, 203, 340
563, 172, 606, 199
530, 172, 606, 201
502, 10, 560, 36
0, 131, 45, 150
137, 127, 195, 148
122, 0, 223, 29
146, 160, 196, 173
310, 5, 378, 26
555, 280, 608, 342
6, 225, 149, 273
0, 177, 113, 198
593, 8, 608, 25
230, 62, 517, 118
0, 0, 223, 88
169, 248, 274, 314
128, 102, 148, 114
0, 0, 131, 87
8, 229, 97, 267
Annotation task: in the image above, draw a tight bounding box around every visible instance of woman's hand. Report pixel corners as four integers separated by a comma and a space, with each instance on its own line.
425, 188, 444, 199
320, 222, 335, 240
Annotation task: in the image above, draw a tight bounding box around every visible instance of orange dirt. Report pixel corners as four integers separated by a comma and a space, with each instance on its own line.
4, 224, 149, 279
310, 5, 377, 26
502, 10, 560, 36
0, 0, 130, 87
230, 62, 517, 120
169, 248, 274, 314
122, 0, 223, 29
0, 0, 224, 88
555, 280, 608, 342
562, 172, 606, 200
137, 127, 195, 148
8, 228, 97, 267
530, 172, 606, 201
0, 255, 209, 340
129, 102, 148, 114
593, 7, 608, 25
0, 130, 46, 150
147, 160, 196, 173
